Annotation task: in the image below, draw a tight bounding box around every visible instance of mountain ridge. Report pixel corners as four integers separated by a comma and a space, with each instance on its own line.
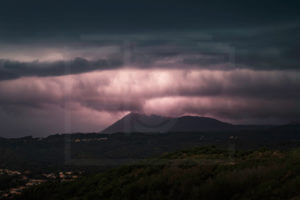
101, 112, 234, 134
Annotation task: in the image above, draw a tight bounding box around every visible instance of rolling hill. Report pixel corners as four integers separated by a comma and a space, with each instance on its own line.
16, 146, 300, 200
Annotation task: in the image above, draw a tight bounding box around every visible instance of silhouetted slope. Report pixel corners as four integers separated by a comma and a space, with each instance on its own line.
101, 113, 173, 133
101, 113, 234, 134
17, 147, 300, 200
171, 116, 233, 132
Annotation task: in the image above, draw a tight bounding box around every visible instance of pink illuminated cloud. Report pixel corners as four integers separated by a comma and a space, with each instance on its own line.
0, 68, 300, 136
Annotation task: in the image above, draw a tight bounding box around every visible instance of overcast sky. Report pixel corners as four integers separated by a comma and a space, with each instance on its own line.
0, 0, 300, 137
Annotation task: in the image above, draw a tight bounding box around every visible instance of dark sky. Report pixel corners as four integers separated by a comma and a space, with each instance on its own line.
0, 0, 300, 137
1, 1, 299, 31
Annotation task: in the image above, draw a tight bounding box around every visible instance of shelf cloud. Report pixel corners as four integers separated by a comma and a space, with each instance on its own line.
0, 0, 299, 137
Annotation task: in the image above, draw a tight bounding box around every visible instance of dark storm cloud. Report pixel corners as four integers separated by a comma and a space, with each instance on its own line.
80, 24, 300, 71
1, 0, 300, 35
0, 24, 299, 81
0, 57, 123, 80
212, 25, 300, 70
1, 0, 300, 137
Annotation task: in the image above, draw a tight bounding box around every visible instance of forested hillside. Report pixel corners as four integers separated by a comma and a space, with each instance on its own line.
16, 146, 300, 200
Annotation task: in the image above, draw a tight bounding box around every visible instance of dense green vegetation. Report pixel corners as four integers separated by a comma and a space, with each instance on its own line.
15, 146, 300, 200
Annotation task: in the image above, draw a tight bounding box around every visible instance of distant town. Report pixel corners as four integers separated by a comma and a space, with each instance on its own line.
0, 168, 81, 199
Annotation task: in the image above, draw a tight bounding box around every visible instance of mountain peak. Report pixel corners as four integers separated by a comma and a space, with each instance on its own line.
101, 113, 233, 134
